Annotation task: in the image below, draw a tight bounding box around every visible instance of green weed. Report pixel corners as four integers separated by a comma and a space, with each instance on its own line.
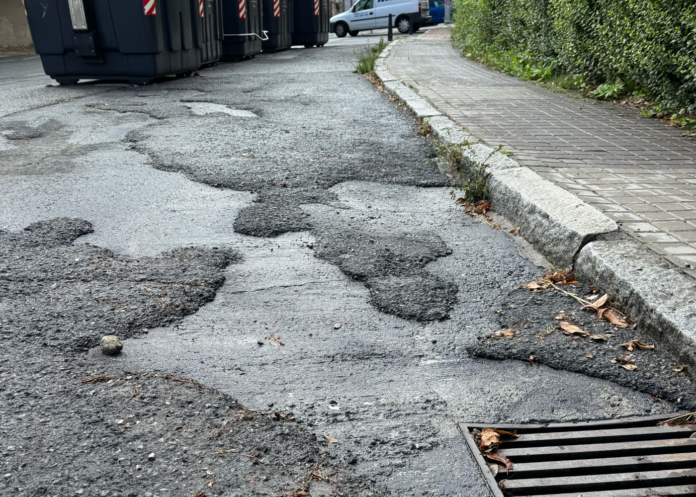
355, 38, 388, 74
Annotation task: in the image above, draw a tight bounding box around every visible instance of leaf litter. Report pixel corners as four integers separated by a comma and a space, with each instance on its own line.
472, 428, 517, 473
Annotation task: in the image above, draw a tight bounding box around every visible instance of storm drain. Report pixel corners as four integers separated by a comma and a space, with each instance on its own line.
460, 414, 696, 496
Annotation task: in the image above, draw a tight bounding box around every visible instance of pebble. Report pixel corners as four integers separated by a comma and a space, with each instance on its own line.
100, 335, 123, 356
148, 452, 155, 461
334, 323, 341, 330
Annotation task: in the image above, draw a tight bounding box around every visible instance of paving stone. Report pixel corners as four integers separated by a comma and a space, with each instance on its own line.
386, 30, 696, 280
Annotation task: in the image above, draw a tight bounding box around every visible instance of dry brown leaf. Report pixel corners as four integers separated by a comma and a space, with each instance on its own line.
554, 314, 568, 320
478, 429, 500, 453
621, 364, 637, 371
484, 453, 513, 472
492, 429, 519, 438
508, 227, 520, 235
524, 281, 544, 290
615, 355, 634, 364
604, 309, 628, 328
589, 334, 612, 341
491, 328, 516, 339
559, 321, 589, 336
586, 354, 593, 358
621, 340, 654, 351
526, 355, 536, 367
323, 434, 338, 444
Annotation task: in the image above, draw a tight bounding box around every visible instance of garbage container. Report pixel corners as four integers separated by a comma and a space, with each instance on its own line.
292, 0, 328, 47
261, 0, 292, 52
24, 0, 223, 85
221, 0, 264, 60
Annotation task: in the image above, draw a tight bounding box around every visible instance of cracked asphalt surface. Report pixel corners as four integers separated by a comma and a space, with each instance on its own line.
0, 35, 683, 496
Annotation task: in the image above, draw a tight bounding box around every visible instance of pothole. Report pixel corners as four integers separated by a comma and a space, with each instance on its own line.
184, 102, 258, 117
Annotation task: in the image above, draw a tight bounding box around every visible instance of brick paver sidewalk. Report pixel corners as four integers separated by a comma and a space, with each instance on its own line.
387, 27, 696, 276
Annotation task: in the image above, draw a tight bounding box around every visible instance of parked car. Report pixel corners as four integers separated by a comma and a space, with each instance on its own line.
330, 0, 431, 37
427, 0, 444, 24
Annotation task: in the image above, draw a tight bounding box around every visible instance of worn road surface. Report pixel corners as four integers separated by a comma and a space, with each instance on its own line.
0, 34, 679, 497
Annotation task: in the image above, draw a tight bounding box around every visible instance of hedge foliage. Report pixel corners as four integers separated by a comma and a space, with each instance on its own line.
452, 0, 696, 106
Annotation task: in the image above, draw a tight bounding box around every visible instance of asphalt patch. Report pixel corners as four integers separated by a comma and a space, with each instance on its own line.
468, 283, 696, 409
116, 46, 455, 321
0, 219, 384, 496
314, 227, 457, 320
0, 217, 237, 351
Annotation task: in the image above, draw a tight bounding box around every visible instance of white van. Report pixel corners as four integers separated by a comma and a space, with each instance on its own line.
330, 0, 431, 37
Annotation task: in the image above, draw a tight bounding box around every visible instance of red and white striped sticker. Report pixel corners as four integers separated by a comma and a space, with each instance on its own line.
314, 0, 319, 15
238, 0, 246, 18
273, 0, 280, 17
199, 0, 204, 17
143, 0, 156, 15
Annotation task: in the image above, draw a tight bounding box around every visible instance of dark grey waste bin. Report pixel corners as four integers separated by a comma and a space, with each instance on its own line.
292, 0, 328, 47
25, 0, 222, 85
221, 0, 263, 60
261, 0, 292, 52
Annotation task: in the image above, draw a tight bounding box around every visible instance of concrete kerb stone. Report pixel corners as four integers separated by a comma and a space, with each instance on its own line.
576, 240, 696, 373
488, 168, 617, 267
376, 34, 696, 372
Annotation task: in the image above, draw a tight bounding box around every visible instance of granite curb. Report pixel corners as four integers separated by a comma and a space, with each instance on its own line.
375, 38, 696, 371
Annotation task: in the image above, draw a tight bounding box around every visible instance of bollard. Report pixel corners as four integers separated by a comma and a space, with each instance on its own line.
388, 14, 393, 41
409, 14, 413, 35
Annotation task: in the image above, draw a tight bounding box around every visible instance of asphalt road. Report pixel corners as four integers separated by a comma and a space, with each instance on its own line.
0, 35, 678, 496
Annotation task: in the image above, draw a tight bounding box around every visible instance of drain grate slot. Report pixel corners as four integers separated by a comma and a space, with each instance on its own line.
460, 414, 696, 497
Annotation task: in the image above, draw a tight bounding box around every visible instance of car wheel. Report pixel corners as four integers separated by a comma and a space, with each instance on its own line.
349, 30, 359, 37
397, 17, 411, 33
335, 23, 348, 38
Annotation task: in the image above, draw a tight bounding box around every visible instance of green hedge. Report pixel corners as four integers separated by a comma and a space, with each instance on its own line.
452, 0, 696, 106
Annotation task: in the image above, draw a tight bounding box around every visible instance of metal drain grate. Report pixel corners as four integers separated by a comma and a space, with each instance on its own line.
460, 414, 696, 496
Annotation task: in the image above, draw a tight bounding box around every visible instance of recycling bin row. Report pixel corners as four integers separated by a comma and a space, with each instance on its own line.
24, 0, 329, 85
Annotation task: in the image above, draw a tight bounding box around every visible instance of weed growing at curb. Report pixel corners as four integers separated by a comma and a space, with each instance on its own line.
416, 117, 432, 138
439, 137, 502, 204
355, 38, 388, 75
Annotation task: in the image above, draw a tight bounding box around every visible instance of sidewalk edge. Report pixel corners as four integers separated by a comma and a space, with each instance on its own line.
375, 39, 696, 370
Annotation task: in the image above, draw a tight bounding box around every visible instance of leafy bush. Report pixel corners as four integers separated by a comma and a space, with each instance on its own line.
589, 81, 625, 100
452, 0, 696, 107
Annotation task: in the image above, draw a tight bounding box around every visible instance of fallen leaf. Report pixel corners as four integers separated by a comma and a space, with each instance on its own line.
589, 334, 612, 341
591, 294, 608, 309
508, 227, 520, 235
559, 321, 589, 336
615, 355, 634, 364
674, 365, 688, 373
621, 340, 654, 351
484, 453, 513, 473
651, 397, 662, 403
207, 480, 216, 487
478, 429, 500, 453
524, 281, 544, 290
526, 355, 536, 367
604, 309, 628, 328
324, 434, 338, 444
621, 364, 637, 371
585, 354, 593, 358
554, 314, 568, 320
492, 429, 519, 438
491, 328, 516, 339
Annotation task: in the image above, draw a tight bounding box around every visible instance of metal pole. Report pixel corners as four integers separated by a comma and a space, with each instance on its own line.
408, 14, 413, 34
388, 14, 393, 41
